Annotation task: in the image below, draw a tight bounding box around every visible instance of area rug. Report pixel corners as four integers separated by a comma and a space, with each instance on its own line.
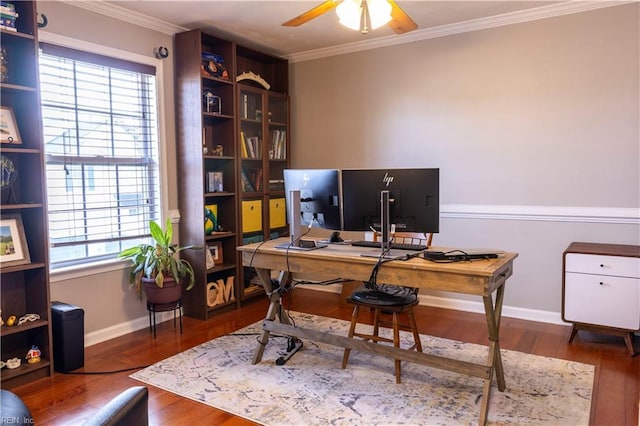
130, 312, 594, 425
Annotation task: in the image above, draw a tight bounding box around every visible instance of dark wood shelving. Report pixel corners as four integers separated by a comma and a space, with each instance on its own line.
0, 0, 53, 389
175, 28, 289, 319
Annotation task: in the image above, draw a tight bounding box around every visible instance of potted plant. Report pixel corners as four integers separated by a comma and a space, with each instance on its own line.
119, 218, 199, 303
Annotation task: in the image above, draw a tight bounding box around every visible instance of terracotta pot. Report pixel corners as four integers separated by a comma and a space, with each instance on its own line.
142, 277, 182, 304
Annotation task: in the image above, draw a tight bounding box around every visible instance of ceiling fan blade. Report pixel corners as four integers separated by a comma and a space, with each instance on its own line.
387, 0, 418, 34
282, 1, 341, 27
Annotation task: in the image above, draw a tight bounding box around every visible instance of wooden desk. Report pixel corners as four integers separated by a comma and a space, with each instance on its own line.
238, 239, 518, 425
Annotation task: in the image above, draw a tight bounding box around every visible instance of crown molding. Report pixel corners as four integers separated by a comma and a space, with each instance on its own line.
288, 1, 633, 62
59, 0, 188, 36
58, 1, 632, 61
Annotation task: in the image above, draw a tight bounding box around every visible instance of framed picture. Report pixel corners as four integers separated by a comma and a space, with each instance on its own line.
0, 106, 21, 144
0, 214, 30, 267
207, 171, 224, 193
210, 241, 224, 265
205, 247, 215, 269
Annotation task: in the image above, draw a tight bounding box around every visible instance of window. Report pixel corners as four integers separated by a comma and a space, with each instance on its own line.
39, 43, 161, 269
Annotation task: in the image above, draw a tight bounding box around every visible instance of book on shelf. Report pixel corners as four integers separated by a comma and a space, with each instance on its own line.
269, 179, 285, 191
241, 168, 255, 192
240, 131, 261, 159
270, 129, 286, 160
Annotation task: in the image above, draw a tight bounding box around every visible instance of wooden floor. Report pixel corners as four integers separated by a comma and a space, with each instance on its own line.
9, 288, 639, 425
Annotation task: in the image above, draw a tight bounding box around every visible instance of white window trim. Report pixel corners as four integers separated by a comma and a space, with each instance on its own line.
39, 31, 170, 282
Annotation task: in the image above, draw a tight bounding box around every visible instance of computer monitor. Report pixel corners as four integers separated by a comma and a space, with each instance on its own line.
283, 168, 342, 230
341, 168, 440, 235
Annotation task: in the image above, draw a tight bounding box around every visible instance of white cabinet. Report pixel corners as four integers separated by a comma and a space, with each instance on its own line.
562, 242, 640, 355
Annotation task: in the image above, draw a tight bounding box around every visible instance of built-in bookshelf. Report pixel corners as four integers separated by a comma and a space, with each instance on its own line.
0, 0, 54, 388
175, 29, 289, 318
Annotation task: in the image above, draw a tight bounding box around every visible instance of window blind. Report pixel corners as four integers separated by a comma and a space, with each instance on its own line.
39, 43, 161, 269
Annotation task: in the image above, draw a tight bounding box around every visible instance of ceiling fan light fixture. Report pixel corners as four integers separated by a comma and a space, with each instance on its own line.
336, 0, 392, 33
367, 0, 392, 29
336, 0, 362, 31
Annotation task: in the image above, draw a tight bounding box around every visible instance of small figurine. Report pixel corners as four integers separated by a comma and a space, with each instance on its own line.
6, 357, 21, 369
25, 345, 41, 364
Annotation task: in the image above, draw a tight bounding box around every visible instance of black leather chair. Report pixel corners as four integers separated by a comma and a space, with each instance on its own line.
83, 386, 149, 426
1, 386, 148, 426
1, 389, 33, 425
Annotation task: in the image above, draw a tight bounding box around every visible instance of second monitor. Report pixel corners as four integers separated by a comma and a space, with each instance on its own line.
283, 168, 342, 231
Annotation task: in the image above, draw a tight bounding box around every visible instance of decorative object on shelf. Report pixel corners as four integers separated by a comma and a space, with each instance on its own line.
118, 218, 199, 301
203, 89, 221, 114
0, 106, 21, 144
6, 357, 20, 369
5, 315, 16, 326
25, 345, 41, 364
204, 204, 222, 234
236, 71, 271, 90
17, 313, 39, 325
210, 241, 224, 265
0, 46, 8, 83
206, 276, 235, 307
0, 214, 30, 267
0, 1, 18, 32
205, 246, 215, 269
201, 52, 229, 79
1, 154, 16, 203
207, 171, 223, 193
153, 46, 169, 59
212, 144, 223, 156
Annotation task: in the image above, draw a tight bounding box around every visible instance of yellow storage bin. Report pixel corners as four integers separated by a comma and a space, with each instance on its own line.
242, 200, 263, 233
269, 198, 287, 229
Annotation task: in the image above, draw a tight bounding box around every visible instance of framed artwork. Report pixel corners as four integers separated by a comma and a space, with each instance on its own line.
207, 171, 223, 193
0, 214, 30, 267
210, 241, 224, 265
205, 247, 215, 269
0, 106, 21, 144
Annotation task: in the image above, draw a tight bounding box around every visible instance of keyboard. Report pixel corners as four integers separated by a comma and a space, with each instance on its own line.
350, 240, 428, 251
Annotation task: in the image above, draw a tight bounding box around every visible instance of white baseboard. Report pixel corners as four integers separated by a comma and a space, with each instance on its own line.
85, 284, 572, 347
84, 311, 175, 347
297, 284, 570, 327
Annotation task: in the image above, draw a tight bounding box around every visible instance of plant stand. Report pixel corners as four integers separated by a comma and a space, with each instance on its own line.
147, 298, 183, 339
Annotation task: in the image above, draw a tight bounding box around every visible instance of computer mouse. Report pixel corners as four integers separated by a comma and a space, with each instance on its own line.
329, 231, 344, 243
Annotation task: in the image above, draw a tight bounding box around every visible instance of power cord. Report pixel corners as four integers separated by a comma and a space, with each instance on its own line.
62, 365, 150, 374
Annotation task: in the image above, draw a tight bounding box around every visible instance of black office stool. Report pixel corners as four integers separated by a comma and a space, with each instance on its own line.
342, 285, 422, 383
147, 298, 183, 339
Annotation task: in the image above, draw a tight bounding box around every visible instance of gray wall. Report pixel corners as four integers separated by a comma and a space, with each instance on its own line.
38, 1, 639, 343
289, 4, 639, 316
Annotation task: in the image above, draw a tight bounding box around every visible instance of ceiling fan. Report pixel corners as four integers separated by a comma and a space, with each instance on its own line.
282, 0, 418, 35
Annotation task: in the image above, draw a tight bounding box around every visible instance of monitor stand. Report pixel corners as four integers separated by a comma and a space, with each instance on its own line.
360, 190, 404, 259
275, 189, 327, 251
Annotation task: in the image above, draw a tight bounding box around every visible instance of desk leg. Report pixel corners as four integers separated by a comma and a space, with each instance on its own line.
252, 269, 291, 364
479, 285, 507, 425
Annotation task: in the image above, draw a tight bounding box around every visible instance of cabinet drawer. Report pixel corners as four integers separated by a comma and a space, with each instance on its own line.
242, 200, 263, 233
269, 198, 287, 229
564, 272, 640, 330
565, 253, 640, 278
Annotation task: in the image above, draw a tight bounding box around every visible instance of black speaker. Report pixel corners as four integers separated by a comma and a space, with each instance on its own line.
51, 301, 84, 373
